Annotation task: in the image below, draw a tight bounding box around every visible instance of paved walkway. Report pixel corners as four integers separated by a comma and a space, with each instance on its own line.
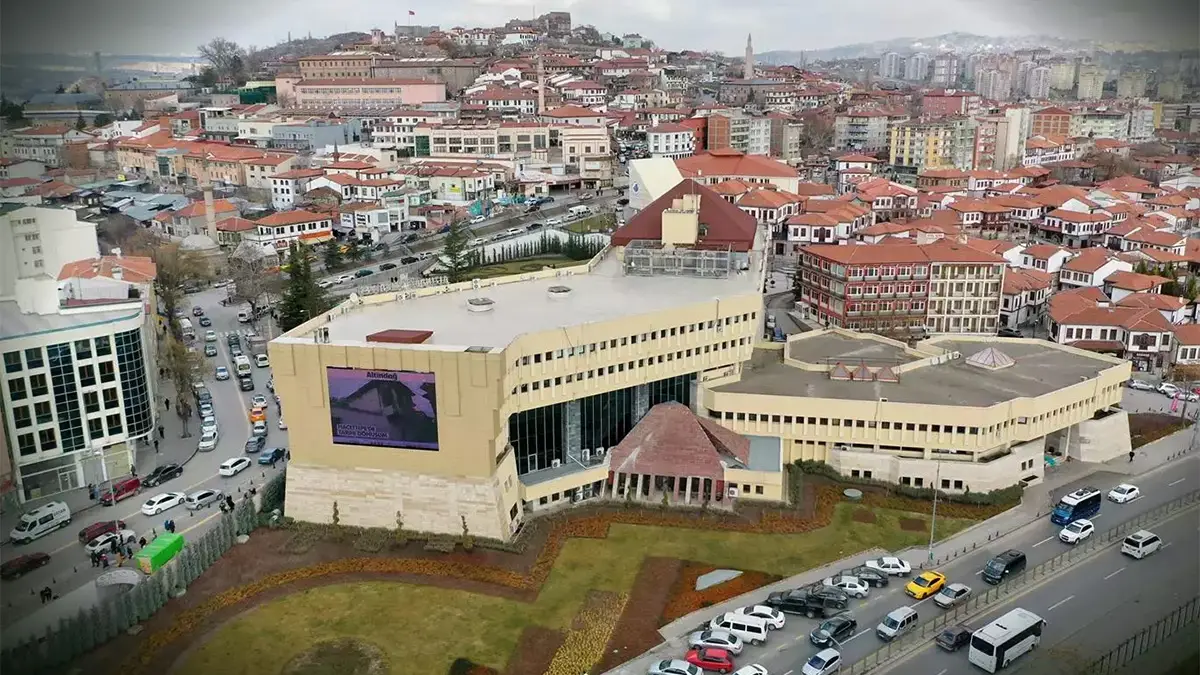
602, 425, 1199, 675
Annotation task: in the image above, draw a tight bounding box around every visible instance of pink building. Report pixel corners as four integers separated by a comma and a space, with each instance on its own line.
284, 77, 447, 110
922, 90, 982, 118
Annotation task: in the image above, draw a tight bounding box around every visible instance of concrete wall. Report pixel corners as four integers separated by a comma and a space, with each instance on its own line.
1074, 410, 1132, 462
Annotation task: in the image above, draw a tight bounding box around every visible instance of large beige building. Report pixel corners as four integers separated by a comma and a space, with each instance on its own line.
270, 180, 1132, 540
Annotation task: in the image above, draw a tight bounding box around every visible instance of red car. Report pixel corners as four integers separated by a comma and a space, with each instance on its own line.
685, 647, 734, 673
1, 552, 51, 580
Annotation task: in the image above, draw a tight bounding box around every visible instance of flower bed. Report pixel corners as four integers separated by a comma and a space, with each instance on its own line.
502, 626, 565, 675
543, 591, 627, 675
660, 562, 781, 624
595, 557, 683, 672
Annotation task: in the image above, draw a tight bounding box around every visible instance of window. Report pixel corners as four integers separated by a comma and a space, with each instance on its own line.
94, 336, 112, 356
17, 433, 36, 456
3, 352, 21, 373
74, 339, 92, 360
83, 391, 100, 413
78, 364, 96, 387
98, 361, 115, 383
88, 417, 104, 440
12, 406, 31, 429
29, 373, 47, 397
34, 401, 52, 424
8, 378, 27, 401
106, 413, 123, 435
24, 348, 43, 369
38, 428, 57, 451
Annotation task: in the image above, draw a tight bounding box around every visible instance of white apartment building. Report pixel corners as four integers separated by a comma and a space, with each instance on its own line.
833, 110, 895, 153
1071, 109, 1131, 141
246, 209, 335, 253
559, 81, 608, 108
269, 168, 325, 211
1026, 67, 1051, 99
369, 111, 445, 152
1076, 66, 1105, 101
7, 126, 95, 168
646, 123, 695, 160
1, 206, 159, 502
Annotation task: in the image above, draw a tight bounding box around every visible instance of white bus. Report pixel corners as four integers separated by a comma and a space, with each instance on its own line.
179, 318, 195, 340
233, 355, 253, 377
968, 608, 1045, 672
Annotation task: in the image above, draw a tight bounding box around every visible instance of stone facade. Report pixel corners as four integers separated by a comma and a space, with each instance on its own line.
285, 463, 508, 539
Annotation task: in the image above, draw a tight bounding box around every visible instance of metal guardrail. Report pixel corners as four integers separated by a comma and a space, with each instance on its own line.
845, 488, 1200, 674
1082, 595, 1199, 674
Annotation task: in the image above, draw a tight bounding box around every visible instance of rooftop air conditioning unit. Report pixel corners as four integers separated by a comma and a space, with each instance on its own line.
551, 459, 561, 468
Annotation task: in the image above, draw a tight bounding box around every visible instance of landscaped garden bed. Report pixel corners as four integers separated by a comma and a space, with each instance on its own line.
1129, 412, 1191, 449
659, 562, 782, 624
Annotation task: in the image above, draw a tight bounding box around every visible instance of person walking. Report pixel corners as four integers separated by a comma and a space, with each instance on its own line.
1129, 450, 1136, 463
90, 551, 99, 568
125, 543, 134, 559
100, 553, 109, 569
129, 464, 137, 477
139, 537, 147, 549
158, 425, 165, 439
164, 398, 170, 411
153, 438, 159, 452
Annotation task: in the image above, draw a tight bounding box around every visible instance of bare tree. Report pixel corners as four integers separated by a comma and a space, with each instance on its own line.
198, 38, 247, 84
127, 236, 212, 340
160, 335, 204, 438
226, 248, 284, 323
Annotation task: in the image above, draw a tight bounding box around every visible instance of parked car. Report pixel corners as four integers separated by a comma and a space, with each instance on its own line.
251, 394, 268, 407
204, 330, 217, 342
764, 587, 847, 618
198, 316, 212, 327
219, 457, 252, 477
252, 420, 268, 437
259, 447, 286, 465
809, 613, 857, 647
864, 557, 911, 576
731, 605, 785, 630
0, 552, 51, 580
379, 262, 397, 271
996, 327, 1022, 338
935, 625, 972, 652
336, 274, 353, 284
244, 436, 266, 454
932, 583, 973, 609
1108, 483, 1142, 503
1127, 379, 1154, 391
801, 648, 842, 675
1175, 390, 1200, 402
215, 366, 230, 381
354, 269, 374, 278
142, 463, 182, 488
846, 566, 890, 587
239, 375, 255, 391
204, 344, 218, 357
685, 647, 734, 673
186, 489, 223, 510
140, 492, 186, 516
823, 575, 870, 598
1157, 382, 1181, 397
687, 629, 743, 655
197, 430, 219, 452
905, 571, 947, 600
648, 660, 701, 675
199, 402, 214, 418
77, 520, 126, 545
201, 416, 218, 436
191, 306, 204, 317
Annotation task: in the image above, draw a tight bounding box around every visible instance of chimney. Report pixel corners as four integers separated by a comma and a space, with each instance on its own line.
112, 265, 124, 281
203, 186, 219, 242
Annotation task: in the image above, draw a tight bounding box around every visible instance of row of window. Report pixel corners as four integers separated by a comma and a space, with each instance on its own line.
8, 364, 115, 401
4, 336, 112, 373
515, 313, 756, 369
515, 339, 747, 395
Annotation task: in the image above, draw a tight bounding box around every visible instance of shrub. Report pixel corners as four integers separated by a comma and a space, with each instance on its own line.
793, 460, 1023, 507
352, 527, 390, 553
423, 537, 457, 553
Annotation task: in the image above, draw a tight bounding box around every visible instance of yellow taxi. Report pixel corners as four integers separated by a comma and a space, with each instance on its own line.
905, 571, 947, 600
248, 407, 267, 424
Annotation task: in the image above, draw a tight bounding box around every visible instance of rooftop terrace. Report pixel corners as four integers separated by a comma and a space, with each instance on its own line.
311, 245, 764, 349
714, 333, 1122, 408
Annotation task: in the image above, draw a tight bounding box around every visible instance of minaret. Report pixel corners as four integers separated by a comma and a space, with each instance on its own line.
743, 34, 754, 80
536, 52, 546, 115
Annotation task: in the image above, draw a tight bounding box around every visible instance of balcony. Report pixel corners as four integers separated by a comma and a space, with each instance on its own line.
879, 274, 896, 280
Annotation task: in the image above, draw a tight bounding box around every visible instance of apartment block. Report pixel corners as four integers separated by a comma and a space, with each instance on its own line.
889, 117, 975, 172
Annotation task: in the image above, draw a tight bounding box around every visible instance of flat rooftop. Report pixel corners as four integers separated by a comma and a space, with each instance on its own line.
0, 301, 141, 341
787, 332, 918, 366
318, 248, 763, 349
715, 338, 1117, 407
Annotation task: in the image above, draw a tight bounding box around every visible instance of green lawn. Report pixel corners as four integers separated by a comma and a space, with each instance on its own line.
565, 213, 616, 233
467, 255, 578, 280
176, 504, 974, 675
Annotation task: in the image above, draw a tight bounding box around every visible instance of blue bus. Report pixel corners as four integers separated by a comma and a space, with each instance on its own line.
1050, 487, 1102, 525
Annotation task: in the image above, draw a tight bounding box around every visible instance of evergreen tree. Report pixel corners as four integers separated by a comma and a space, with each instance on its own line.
278, 243, 330, 333
322, 239, 343, 270
118, 590, 135, 630
46, 624, 63, 667
102, 599, 120, 641
85, 606, 102, 652
344, 239, 363, 263
134, 581, 153, 621
162, 563, 177, 597
441, 220, 473, 283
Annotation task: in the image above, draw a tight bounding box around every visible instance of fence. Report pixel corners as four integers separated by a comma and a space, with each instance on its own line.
846, 488, 1200, 674
1083, 595, 1200, 675
0, 471, 285, 674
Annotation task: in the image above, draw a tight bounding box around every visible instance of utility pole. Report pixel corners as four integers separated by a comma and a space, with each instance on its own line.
927, 460, 941, 563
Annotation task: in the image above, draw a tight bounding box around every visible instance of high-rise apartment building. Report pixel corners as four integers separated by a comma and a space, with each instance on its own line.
1026, 66, 1051, 99
889, 117, 975, 171
1076, 66, 1105, 101
879, 52, 905, 79
931, 53, 961, 86
1116, 70, 1148, 99
905, 53, 930, 82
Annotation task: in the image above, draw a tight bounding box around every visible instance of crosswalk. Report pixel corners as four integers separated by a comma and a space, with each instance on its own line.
216, 329, 259, 341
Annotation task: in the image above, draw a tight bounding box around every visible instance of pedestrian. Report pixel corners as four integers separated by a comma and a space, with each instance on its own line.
126, 543, 134, 558
88, 483, 97, 500
164, 398, 170, 411
1129, 450, 1136, 463
90, 551, 99, 568
153, 438, 159, 452
100, 553, 109, 568
40, 587, 51, 604
158, 425, 165, 439
130, 464, 137, 477
116, 551, 125, 567
270, 456, 277, 469
110, 538, 119, 554
285, 448, 291, 462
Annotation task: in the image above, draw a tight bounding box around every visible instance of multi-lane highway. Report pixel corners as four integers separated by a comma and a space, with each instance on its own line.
0, 287, 286, 644
683, 455, 1199, 675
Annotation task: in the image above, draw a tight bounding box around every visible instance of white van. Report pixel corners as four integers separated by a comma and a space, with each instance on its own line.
254, 353, 270, 368
179, 317, 195, 340
568, 205, 591, 219
10, 501, 71, 544
876, 606, 919, 641
1121, 530, 1163, 559
234, 354, 253, 377
708, 612, 769, 646
237, 308, 252, 323
505, 227, 521, 237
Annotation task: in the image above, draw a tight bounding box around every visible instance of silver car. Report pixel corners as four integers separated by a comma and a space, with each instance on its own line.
186, 488, 223, 510
686, 628, 743, 655
648, 660, 701, 675
933, 583, 973, 609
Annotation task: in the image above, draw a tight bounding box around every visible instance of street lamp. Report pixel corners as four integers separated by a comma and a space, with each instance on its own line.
92, 441, 121, 533
927, 460, 942, 564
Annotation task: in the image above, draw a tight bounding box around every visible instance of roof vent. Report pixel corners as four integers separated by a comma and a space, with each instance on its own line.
466, 297, 495, 313
547, 285, 572, 299
966, 347, 1015, 371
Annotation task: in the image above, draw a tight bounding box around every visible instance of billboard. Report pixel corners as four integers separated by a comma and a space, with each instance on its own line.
326, 367, 439, 450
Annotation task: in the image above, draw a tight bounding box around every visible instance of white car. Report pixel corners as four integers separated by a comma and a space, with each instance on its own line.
732, 604, 786, 629
336, 274, 353, 284
686, 628, 744, 655
546, 216, 564, 226
1128, 380, 1154, 391
251, 394, 268, 408
201, 415, 218, 436
1157, 382, 1180, 397
197, 429, 219, 452
317, 279, 334, 289
823, 575, 870, 598
219, 457, 252, 477
864, 557, 911, 576
277, 417, 288, 430
470, 215, 486, 225
648, 660, 701, 675
932, 582, 973, 609
731, 667, 768, 675
802, 648, 842, 675
1059, 518, 1095, 544
1108, 484, 1141, 503
204, 330, 217, 342
186, 488, 223, 510
215, 366, 230, 381
141, 492, 186, 516
1174, 390, 1200, 402
199, 402, 214, 418
85, 529, 137, 555
252, 420, 268, 437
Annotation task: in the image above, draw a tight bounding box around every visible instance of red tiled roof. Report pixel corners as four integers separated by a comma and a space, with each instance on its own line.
1062, 248, 1121, 273
273, 169, 325, 180
256, 209, 332, 227
803, 240, 1005, 265
611, 179, 757, 252
608, 402, 749, 480
1116, 293, 1187, 312
543, 105, 605, 118
676, 149, 798, 179
173, 199, 237, 219
1104, 270, 1165, 292
1173, 324, 1200, 346
58, 256, 156, 283
216, 216, 257, 232
1003, 267, 1052, 294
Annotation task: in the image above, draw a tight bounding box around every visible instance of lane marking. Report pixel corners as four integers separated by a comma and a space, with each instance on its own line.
1168, 478, 1186, 486
1032, 535, 1056, 547
1104, 567, 1126, 580
783, 671, 793, 675
1162, 542, 1173, 550
846, 628, 870, 642
936, 670, 948, 675
1047, 595, 1074, 611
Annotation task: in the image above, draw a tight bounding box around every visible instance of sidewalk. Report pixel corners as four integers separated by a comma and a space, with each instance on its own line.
1, 392, 201, 543
602, 426, 1199, 675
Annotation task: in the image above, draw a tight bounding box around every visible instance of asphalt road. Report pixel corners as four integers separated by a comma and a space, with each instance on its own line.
897, 505, 1199, 675
0, 287, 287, 632
1121, 385, 1200, 418
705, 455, 1200, 675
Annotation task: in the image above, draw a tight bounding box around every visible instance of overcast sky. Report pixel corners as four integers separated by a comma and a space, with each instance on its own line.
2, 0, 1196, 56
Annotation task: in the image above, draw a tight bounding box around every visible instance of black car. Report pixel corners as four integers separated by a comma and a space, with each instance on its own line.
144, 463, 183, 488
936, 626, 972, 652
399, 256, 419, 265
809, 613, 858, 647
227, 334, 241, 347
1, 553, 51, 579
805, 584, 850, 605
245, 436, 266, 454
195, 388, 212, 405
982, 549, 1026, 585
765, 588, 847, 619
230, 345, 244, 357
198, 316, 212, 327
239, 375, 255, 391
525, 204, 541, 213
526, 222, 544, 230
847, 566, 890, 588
379, 262, 397, 271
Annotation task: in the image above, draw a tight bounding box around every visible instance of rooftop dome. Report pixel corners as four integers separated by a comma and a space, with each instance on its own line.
180, 233, 218, 251
965, 346, 1015, 371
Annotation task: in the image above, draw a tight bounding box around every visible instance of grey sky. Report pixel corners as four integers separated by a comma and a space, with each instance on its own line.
1, 0, 1195, 56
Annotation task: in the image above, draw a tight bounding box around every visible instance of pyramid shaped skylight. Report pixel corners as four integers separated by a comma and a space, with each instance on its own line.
965, 346, 1015, 371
